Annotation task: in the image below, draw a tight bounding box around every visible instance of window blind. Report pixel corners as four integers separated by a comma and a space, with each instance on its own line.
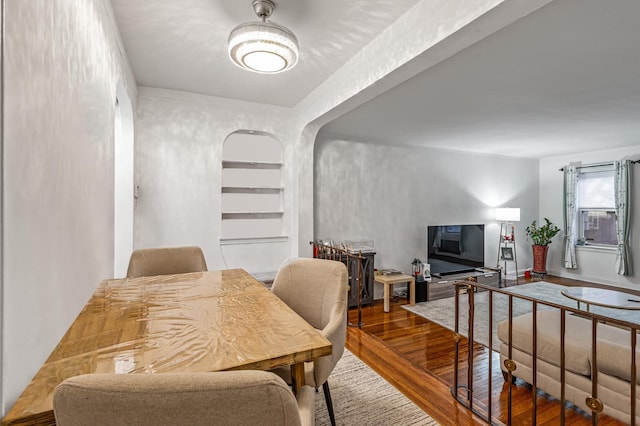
577, 170, 614, 208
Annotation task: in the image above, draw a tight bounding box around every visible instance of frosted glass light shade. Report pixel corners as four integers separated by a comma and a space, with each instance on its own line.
495, 208, 520, 222
228, 21, 299, 74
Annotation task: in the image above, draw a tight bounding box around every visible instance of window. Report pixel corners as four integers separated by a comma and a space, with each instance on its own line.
576, 168, 616, 246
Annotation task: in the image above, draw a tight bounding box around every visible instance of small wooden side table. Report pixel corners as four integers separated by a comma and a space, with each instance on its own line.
375, 273, 416, 313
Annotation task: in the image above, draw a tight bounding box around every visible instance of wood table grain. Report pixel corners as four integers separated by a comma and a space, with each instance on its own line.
3, 269, 331, 425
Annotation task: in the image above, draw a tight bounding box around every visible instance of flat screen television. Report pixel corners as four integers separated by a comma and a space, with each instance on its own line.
427, 224, 485, 277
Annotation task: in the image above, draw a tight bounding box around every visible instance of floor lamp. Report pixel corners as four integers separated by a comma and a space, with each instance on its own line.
496, 207, 520, 285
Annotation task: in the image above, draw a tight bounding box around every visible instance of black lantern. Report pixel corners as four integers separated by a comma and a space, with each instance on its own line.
411, 258, 423, 277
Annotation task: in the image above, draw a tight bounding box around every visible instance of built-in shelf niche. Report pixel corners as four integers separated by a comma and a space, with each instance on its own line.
221, 131, 286, 243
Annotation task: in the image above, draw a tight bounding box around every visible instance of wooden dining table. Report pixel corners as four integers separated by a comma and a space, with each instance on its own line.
2, 269, 332, 425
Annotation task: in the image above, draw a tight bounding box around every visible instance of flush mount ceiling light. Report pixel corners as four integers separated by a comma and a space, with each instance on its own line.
228, 0, 299, 74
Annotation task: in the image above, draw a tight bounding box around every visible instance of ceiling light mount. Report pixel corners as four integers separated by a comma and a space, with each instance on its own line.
228, 0, 299, 74
252, 0, 274, 20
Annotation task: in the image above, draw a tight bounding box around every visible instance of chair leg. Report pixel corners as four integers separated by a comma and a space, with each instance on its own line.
322, 381, 336, 426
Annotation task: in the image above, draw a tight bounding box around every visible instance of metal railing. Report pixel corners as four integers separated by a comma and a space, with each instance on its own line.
310, 241, 367, 327
452, 280, 638, 425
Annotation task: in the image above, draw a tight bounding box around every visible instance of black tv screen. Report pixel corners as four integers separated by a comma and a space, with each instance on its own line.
427, 224, 485, 276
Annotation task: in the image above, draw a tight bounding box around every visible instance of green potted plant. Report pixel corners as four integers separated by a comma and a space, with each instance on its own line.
525, 218, 561, 273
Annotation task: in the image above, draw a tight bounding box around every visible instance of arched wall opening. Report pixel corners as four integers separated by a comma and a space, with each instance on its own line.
114, 81, 134, 278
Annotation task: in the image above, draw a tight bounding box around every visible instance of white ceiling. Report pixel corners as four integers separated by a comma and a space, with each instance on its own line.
110, 0, 422, 107
111, 0, 640, 159
320, 0, 640, 158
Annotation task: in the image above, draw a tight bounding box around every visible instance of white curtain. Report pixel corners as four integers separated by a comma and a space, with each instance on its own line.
614, 160, 632, 275
562, 165, 578, 269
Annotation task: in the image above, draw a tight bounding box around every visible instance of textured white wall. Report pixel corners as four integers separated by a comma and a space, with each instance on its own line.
134, 87, 303, 274
114, 81, 135, 278
314, 137, 539, 296
294, 0, 553, 258
539, 145, 640, 289
2, 0, 136, 413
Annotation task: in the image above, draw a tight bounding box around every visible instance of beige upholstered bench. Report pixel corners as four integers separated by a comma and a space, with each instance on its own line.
497, 310, 640, 423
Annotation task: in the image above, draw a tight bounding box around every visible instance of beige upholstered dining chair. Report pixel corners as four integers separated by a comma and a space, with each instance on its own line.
271, 257, 349, 426
126, 245, 208, 278
53, 371, 315, 426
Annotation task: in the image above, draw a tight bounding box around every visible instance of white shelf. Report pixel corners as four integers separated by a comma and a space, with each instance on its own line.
221, 211, 284, 220
221, 186, 283, 194
222, 161, 282, 169
219, 236, 288, 245
221, 140, 284, 243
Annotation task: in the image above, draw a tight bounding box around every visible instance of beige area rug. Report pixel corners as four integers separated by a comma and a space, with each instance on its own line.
315, 349, 438, 425
403, 281, 640, 348
403, 284, 542, 348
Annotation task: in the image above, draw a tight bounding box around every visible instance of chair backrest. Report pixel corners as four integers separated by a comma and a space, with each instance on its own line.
271, 258, 349, 386
126, 246, 207, 278
53, 371, 312, 426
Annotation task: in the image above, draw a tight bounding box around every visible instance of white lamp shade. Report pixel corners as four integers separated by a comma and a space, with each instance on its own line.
495, 208, 520, 222
228, 20, 299, 74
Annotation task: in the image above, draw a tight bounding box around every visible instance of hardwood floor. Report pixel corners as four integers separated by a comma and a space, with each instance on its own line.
345, 276, 633, 426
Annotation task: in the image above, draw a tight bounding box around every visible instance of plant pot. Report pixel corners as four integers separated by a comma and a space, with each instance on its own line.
532, 245, 549, 274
